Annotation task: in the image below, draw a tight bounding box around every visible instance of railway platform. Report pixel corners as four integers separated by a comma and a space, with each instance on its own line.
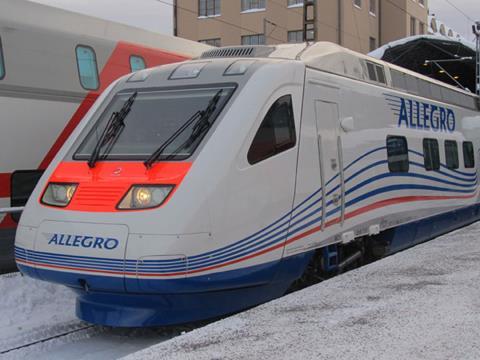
126, 221, 480, 360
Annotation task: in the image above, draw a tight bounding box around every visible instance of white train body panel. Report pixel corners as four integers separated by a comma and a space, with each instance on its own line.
15, 42, 480, 326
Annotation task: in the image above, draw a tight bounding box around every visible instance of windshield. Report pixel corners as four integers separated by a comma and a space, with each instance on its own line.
75, 85, 235, 161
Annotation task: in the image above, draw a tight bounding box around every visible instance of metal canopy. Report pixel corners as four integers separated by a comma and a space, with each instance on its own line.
370, 36, 476, 93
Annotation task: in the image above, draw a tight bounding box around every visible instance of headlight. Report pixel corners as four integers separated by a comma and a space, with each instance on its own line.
117, 185, 174, 210
41, 183, 78, 207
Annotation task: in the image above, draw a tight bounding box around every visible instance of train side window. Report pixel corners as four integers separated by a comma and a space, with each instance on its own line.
247, 95, 296, 165
0, 36, 4, 80
75, 45, 99, 90
130, 55, 146, 72
386, 135, 409, 173
444, 140, 459, 169
366, 62, 377, 82
375, 65, 386, 84
463, 141, 475, 168
423, 138, 440, 171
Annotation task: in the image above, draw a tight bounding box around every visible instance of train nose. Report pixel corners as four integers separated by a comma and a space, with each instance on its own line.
29, 221, 129, 292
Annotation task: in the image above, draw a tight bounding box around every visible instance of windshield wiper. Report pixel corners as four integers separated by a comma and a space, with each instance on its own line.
88, 91, 137, 168
144, 89, 223, 169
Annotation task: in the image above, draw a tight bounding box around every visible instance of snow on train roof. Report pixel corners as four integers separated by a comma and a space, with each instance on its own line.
0, 0, 210, 58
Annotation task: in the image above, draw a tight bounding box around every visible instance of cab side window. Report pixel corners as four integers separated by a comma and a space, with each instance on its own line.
76, 45, 99, 90
386, 135, 409, 172
0, 36, 5, 80
130, 55, 146, 72
247, 95, 296, 165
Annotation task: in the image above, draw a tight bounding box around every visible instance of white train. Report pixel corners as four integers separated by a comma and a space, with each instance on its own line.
0, 0, 208, 271
15, 42, 480, 326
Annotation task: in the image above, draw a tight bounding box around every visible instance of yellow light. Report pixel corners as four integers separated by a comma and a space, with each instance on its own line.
439, 70, 445, 74
66, 185, 76, 201
134, 187, 152, 207
454, 75, 460, 79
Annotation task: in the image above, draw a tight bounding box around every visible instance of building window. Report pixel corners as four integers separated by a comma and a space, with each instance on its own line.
410, 17, 416, 36
75, 45, 99, 90
369, 37, 376, 51
241, 0, 265, 11
0, 37, 4, 80
423, 138, 440, 171
199, 0, 220, 17
463, 141, 475, 168
199, 38, 221, 47
241, 34, 265, 45
353, 0, 362, 8
369, 0, 376, 14
129, 55, 146, 72
445, 140, 459, 169
288, 0, 303, 6
248, 95, 296, 165
387, 136, 409, 173
288, 30, 303, 43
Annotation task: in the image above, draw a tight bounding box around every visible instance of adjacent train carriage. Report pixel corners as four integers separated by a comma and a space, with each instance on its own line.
0, 0, 209, 270
15, 42, 480, 326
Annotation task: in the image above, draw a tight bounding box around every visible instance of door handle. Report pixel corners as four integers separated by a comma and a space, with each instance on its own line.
332, 194, 340, 206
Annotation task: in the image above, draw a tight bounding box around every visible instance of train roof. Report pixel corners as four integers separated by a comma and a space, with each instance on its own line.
0, 0, 210, 58
200, 42, 479, 110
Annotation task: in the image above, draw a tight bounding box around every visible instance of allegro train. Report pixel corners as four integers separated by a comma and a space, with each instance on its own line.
15, 42, 480, 327
0, 0, 209, 271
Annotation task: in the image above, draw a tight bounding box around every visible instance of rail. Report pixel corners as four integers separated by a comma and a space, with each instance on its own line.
0, 207, 24, 214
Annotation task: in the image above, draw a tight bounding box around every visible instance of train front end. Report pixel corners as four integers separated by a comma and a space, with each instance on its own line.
14, 53, 307, 327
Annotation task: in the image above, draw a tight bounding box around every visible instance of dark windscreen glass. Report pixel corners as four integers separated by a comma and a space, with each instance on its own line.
75, 86, 235, 161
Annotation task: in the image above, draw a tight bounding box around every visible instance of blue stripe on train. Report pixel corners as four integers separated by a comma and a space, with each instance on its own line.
15, 146, 479, 274
17, 201, 480, 327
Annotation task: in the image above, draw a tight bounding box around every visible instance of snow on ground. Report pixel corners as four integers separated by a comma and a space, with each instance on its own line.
0, 273, 185, 359
125, 222, 480, 360
0, 272, 78, 352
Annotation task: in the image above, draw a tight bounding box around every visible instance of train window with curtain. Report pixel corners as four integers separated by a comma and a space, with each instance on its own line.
0, 36, 5, 80
130, 55, 146, 72
444, 140, 459, 169
75, 45, 99, 90
463, 141, 475, 168
248, 95, 296, 165
386, 136, 409, 173
423, 138, 440, 171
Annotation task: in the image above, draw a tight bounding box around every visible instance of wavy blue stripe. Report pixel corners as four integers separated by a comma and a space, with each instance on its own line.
16, 145, 479, 274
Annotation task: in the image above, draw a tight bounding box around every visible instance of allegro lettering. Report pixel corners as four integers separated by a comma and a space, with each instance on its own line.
397, 98, 455, 133
47, 233, 119, 250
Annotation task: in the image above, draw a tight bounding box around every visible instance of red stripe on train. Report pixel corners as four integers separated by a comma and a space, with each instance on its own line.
19, 193, 478, 277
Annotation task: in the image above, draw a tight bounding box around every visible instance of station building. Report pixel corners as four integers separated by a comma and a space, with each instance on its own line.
173, 0, 429, 54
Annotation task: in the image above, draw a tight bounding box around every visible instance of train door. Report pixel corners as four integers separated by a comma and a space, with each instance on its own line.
315, 100, 344, 227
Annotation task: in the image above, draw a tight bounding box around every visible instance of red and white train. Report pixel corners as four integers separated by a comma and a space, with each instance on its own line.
0, 0, 209, 270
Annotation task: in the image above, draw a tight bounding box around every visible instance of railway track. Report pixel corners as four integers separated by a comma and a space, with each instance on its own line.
0, 323, 95, 356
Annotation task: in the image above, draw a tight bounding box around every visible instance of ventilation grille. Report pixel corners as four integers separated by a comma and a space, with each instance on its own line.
73, 184, 127, 208
200, 46, 275, 59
